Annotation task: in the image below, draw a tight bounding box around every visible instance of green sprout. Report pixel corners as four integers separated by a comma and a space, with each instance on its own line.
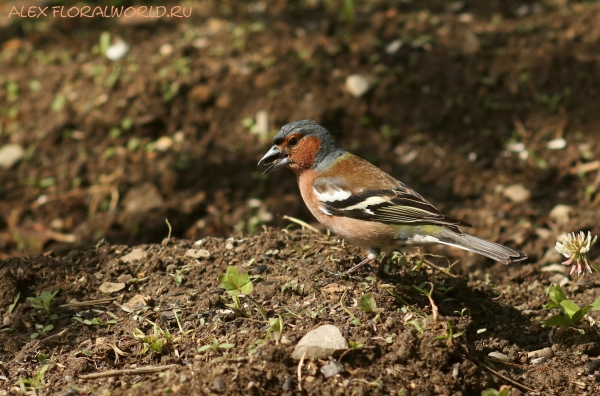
543, 284, 600, 329
266, 316, 284, 344
348, 340, 363, 349
481, 387, 511, 396
340, 290, 361, 326
8, 292, 20, 314
434, 321, 465, 344
72, 311, 118, 326
218, 266, 267, 320
17, 364, 49, 395
30, 324, 53, 339
27, 291, 58, 317
133, 321, 173, 355
281, 280, 304, 295
198, 338, 235, 354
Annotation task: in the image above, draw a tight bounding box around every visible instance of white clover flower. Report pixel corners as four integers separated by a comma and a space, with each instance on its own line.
555, 231, 597, 276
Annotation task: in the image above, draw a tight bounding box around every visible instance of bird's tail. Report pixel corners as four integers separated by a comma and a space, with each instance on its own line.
438, 228, 527, 264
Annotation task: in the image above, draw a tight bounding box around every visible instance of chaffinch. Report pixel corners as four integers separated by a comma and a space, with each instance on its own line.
258, 120, 527, 273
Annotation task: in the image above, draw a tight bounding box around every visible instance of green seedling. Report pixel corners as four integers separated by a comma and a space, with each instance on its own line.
133, 321, 173, 355
198, 338, 235, 354
36, 352, 53, 364
348, 340, 363, 349
218, 266, 267, 320
358, 293, 377, 313
99, 31, 111, 55
72, 312, 117, 326
248, 316, 285, 354
170, 264, 197, 287
17, 364, 49, 395
169, 270, 184, 286
30, 324, 53, 339
8, 292, 20, 314
27, 290, 58, 316
543, 284, 600, 329
481, 387, 510, 396
281, 279, 304, 295
266, 316, 284, 344
434, 321, 465, 344
340, 290, 361, 326
6, 80, 19, 103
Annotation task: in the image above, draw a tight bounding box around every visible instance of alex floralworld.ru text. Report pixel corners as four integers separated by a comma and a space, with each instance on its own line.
8, 6, 192, 18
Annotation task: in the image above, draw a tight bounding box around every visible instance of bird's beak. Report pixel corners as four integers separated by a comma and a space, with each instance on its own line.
258, 145, 289, 174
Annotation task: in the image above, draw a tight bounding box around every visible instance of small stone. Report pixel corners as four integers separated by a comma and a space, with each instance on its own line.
215, 93, 231, 108
527, 347, 554, 360
547, 138, 567, 150
549, 204, 571, 224
385, 39, 402, 54
462, 31, 480, 54
585, 359, 600, 375
185, 249, 211, 259
155, 136, 173, 152
225, 243, 234, 250
159, 43, 173, 56
120, 248, 148, 263
188, 85, 212, 104
503, 184, 530, 203
213, 377, 225, 390
282, 376, 295, 391
452, 362, 460, 378
255, 110, 269, 136
488, 352, 510, 362
320, 360, 344, 378
458, 13, 473, 23
0, 144, 25, 169
122, 183, 164, 213
541, 249, 563, 265
549, 273, 566, 285
99, 282, 126, 294
345, 74, 371, 97
106, 40, 129, 60
121, 294, 147, 313
3, 315, 11, 327
530, 357, 547, 365
292, 324, 347, 359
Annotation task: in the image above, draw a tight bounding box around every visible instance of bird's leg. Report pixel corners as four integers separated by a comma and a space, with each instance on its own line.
347, 248, 380, 274
377, 253, 392, 274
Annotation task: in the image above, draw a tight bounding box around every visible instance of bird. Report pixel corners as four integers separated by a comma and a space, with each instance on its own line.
258, 120, 527, 273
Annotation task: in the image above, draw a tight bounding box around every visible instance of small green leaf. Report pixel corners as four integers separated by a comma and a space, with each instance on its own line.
571, 305, 592, 324
198, 344, 214, 353
543, 315, 573, 327
548, 284, 567, 304
559, 300, 580, 319
219, 343, 235, 349
590, 296, 600, 311
357, 293, 377, 313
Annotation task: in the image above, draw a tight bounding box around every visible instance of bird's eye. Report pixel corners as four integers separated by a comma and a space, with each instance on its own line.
288, 137, 298, 146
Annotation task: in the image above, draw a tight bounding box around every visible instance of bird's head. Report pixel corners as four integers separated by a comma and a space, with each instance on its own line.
258, 120, 343, 174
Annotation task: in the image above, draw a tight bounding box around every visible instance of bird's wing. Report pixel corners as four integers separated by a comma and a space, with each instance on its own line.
313, 176, 472, 228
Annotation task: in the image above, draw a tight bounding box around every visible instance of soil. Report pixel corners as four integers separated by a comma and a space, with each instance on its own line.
1, 0, 600, 395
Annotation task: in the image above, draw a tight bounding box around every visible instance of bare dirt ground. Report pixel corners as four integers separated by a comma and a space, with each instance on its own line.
1, 0, 600, 394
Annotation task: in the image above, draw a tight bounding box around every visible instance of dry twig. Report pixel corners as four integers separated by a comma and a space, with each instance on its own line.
78, 364, 179, 380
283, 215, 320, 233
297, 351, 307, 392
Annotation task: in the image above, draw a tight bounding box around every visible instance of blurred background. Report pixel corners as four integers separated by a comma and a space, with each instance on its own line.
1, 0, 599, 268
